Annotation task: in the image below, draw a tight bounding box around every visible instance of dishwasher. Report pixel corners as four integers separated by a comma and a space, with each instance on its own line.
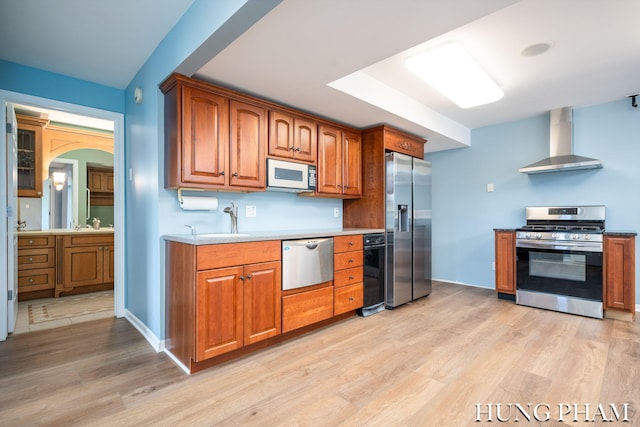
282, 238, 333, 290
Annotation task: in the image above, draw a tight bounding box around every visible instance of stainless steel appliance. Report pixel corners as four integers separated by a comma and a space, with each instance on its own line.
266, 158, 316, 193
358, 233, 385, 316
516, 205, 605, 318
282, 238, 333, 290
386, 152, 432, 308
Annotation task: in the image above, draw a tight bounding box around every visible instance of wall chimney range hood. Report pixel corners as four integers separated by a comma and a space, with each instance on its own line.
519, 107, 602, 174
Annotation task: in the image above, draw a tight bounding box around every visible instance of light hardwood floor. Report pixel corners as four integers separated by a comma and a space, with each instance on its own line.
0, 282, 638, 426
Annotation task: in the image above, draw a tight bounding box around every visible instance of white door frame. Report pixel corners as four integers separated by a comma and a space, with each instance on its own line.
0, 90, 126, 340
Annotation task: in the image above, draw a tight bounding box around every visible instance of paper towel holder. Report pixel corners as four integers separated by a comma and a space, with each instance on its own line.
177, 187, 205, 205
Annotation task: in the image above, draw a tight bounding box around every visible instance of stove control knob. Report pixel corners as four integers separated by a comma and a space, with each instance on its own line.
571, 234, 578, 240
526, 232, 532, 239
535, 233, 542, 239
585, 234, 591, 240
551, 233, 558, 239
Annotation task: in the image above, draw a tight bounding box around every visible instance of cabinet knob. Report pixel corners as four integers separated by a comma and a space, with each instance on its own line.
28, 278, 34, 283
220, 171, 225, 176
348, 276, 354, 280
232, 172, 239, 177
246, 274, 252, 280
295, 147, 300, 152
348, 259, 353, 263
348, 297, 354, 301
348, 241, 353, 246
239, 276, 245, 281
28, 240, 33, 245
28, 257, 33, 262
289, 147, 295, 151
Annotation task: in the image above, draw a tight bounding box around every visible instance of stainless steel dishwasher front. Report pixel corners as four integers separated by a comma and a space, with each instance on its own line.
282, 238, 334, 290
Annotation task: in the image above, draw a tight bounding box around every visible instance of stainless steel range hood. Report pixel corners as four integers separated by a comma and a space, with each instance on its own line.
519, 107, 602, 174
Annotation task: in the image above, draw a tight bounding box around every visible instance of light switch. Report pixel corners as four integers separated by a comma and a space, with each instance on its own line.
486, 183, 494, 192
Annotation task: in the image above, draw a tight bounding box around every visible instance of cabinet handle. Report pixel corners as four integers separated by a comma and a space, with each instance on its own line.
246, 274, 252, 280
232, 172, 239, 177
348, 276, 354, 280
348, 259, 354, 263
28, 278, 34, 283
220, 171, 225, 176
295, 148, 300, 152
239, 276, 245, 281
28, 240, 33, 245
289, 147, 295, 151
348, 241, 353, 246
348, 297, 354, 301
28, 257, 33, 262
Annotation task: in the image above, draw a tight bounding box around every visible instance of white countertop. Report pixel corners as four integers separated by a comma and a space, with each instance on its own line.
17, 228, 115, 236
163, 228, 384, 245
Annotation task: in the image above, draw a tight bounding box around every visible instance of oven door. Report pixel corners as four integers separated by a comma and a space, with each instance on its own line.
516, 246, 603, 301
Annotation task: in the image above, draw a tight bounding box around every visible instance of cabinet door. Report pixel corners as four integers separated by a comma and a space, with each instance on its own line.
230, 100, 267, 189
182, 85, 229, 186
196, 266, 244, 361
243, 261, 281, 345
495, 231, 516, 295
63, 245, 105, 287
16, 124, 43, 197
342, 131, 362, 197
268, 111, 294, 159
317, 125, 343, 195
604, 236, 635, 312
293, 117, 317, 163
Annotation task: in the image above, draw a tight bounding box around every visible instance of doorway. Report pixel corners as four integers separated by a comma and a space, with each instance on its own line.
1, 90, 125, 340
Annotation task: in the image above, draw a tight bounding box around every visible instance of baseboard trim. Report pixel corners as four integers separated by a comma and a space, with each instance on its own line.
164, 349, 190, 375
124, 309, 165, 352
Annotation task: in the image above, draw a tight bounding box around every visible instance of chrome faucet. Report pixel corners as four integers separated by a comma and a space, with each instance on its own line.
16, 220, 26, 231
223, 202, 238, 234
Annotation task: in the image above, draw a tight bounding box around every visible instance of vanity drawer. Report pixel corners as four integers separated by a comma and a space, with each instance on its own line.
18, 236, 54, 248
18, 268, 55, 292
18, 248, 55, 270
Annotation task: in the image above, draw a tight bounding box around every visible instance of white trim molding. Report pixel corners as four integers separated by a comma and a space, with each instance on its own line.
124, 309, 165, 352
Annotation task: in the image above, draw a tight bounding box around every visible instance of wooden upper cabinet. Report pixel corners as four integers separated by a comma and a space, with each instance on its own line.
230, 100, 267, 189
181, 85, 229, 187
342, 131, 362, 197
317, 125, 343, 195
16, 114, 47, 198
268, 111, 317, 163
604, 235, 635, 315
317, 125, 362, 198
495, 230, 516, 295
88, 167, 114, 193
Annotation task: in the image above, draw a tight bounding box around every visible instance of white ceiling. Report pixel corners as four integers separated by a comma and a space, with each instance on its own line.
2, 0, 639, 151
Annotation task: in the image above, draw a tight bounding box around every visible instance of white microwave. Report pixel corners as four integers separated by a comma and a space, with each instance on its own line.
266, 158, 316, 193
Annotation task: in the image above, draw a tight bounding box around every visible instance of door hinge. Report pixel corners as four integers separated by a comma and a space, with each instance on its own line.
6, 122, 13, 134
7, 290, 13, 301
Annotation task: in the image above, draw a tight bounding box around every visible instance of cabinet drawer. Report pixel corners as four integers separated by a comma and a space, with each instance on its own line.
197, 240, 280, 271
18, 236, 54, 248
18, 248, 55, 269
18, 268, 55, 292
64, 234, 114, 247
334, 251, 363, 270
334, 266, 363, 287
334, 235, 363, 253
282, 285, 333, 333
334, 282, 364, 315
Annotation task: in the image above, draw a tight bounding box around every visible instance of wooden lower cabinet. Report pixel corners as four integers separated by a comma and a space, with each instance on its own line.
494, 230, 516, 295
58, 234, 114, 296
167, 240, 281, 367
333, 235, 364, 315
604, 234, 636, 319
17, 236, 56, 300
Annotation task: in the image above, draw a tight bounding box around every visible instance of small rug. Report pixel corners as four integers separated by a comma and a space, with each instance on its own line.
28, 292, 113, 324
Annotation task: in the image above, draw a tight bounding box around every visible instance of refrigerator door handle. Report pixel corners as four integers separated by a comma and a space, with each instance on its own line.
398, 204, 409, 233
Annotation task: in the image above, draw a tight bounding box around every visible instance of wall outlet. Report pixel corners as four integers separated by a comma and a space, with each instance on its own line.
486, 183, 494, 192
492, 261, 496, 270
334, 207, 340, 217
246, 205, 257, 217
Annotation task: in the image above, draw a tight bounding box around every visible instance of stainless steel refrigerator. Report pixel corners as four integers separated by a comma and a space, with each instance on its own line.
385, 152, 432, 308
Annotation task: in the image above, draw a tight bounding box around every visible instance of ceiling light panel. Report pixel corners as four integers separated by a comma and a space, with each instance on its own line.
405, 42, 504, 109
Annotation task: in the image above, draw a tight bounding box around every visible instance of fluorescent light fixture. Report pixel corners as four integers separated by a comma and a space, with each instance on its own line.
405, 42, 503, 109
52, 172, 66, 191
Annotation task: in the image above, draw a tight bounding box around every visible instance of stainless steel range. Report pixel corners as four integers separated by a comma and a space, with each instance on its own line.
516, 206, 605, 319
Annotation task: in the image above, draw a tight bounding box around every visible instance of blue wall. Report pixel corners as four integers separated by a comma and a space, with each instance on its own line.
427, 99, 640, 303
0, 60, 124, 113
